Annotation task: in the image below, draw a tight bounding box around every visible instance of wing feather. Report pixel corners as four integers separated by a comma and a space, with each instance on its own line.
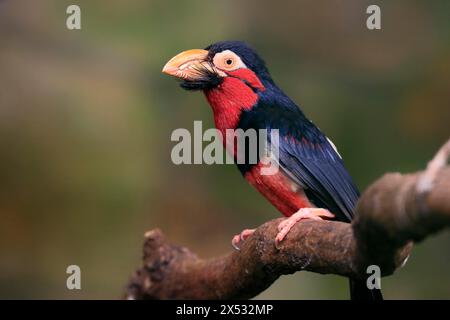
277, 130, 358, 222
238, 101, 359, 222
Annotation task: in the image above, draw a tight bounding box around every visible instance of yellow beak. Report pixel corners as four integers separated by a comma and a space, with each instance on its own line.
162, 49, 210, 80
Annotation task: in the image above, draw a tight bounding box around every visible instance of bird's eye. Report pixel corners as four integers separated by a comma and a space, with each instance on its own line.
213, 50, 245, 72
223, 57, 235, 68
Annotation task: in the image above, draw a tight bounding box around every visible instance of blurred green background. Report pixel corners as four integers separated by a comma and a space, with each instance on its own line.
0, 0, 449, 299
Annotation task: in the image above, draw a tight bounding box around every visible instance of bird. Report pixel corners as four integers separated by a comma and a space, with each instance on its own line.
162, 40, 382, 300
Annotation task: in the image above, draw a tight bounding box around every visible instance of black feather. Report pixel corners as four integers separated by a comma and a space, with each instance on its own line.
180, 62, 223, 91
237, 98, 358, 223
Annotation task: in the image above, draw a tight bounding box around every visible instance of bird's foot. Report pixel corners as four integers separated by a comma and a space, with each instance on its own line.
231, 228, 256, 251
275, 208, 334, 245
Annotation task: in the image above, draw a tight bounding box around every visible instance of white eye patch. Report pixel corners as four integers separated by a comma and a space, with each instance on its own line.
212, 50, 247, 72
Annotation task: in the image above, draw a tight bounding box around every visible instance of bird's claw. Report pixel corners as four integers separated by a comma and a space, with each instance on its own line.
231, 235, 241, 251
275, 208, 334, 246
231, 228, 256, 251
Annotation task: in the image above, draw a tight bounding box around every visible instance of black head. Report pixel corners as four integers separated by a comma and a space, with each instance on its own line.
205, 41, 272, 82
162, 41, 273, 91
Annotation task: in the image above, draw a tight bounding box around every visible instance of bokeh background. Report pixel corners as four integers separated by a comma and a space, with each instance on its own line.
1, 0, 449, 299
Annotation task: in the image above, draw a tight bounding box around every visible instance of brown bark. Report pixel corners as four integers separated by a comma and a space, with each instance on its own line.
125, 140, 450, 300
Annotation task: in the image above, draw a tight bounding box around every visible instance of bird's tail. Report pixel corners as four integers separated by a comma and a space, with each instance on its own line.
349, 279, 383, 300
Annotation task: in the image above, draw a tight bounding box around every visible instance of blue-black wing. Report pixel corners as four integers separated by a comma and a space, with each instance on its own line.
276, 131, 358, 222
238, 101, 359, 222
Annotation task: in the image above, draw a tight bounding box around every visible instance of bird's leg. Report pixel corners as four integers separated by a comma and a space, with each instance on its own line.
275, 208, 335, 245
231, 228, 256, 251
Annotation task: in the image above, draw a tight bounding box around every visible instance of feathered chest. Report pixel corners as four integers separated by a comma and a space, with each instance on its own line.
204, 77, 258, 137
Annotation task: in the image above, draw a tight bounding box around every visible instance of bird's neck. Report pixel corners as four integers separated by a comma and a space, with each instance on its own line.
204, 77, 258, 136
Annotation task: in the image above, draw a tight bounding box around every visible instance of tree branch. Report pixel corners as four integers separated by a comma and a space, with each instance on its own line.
125, 140, 450, 299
